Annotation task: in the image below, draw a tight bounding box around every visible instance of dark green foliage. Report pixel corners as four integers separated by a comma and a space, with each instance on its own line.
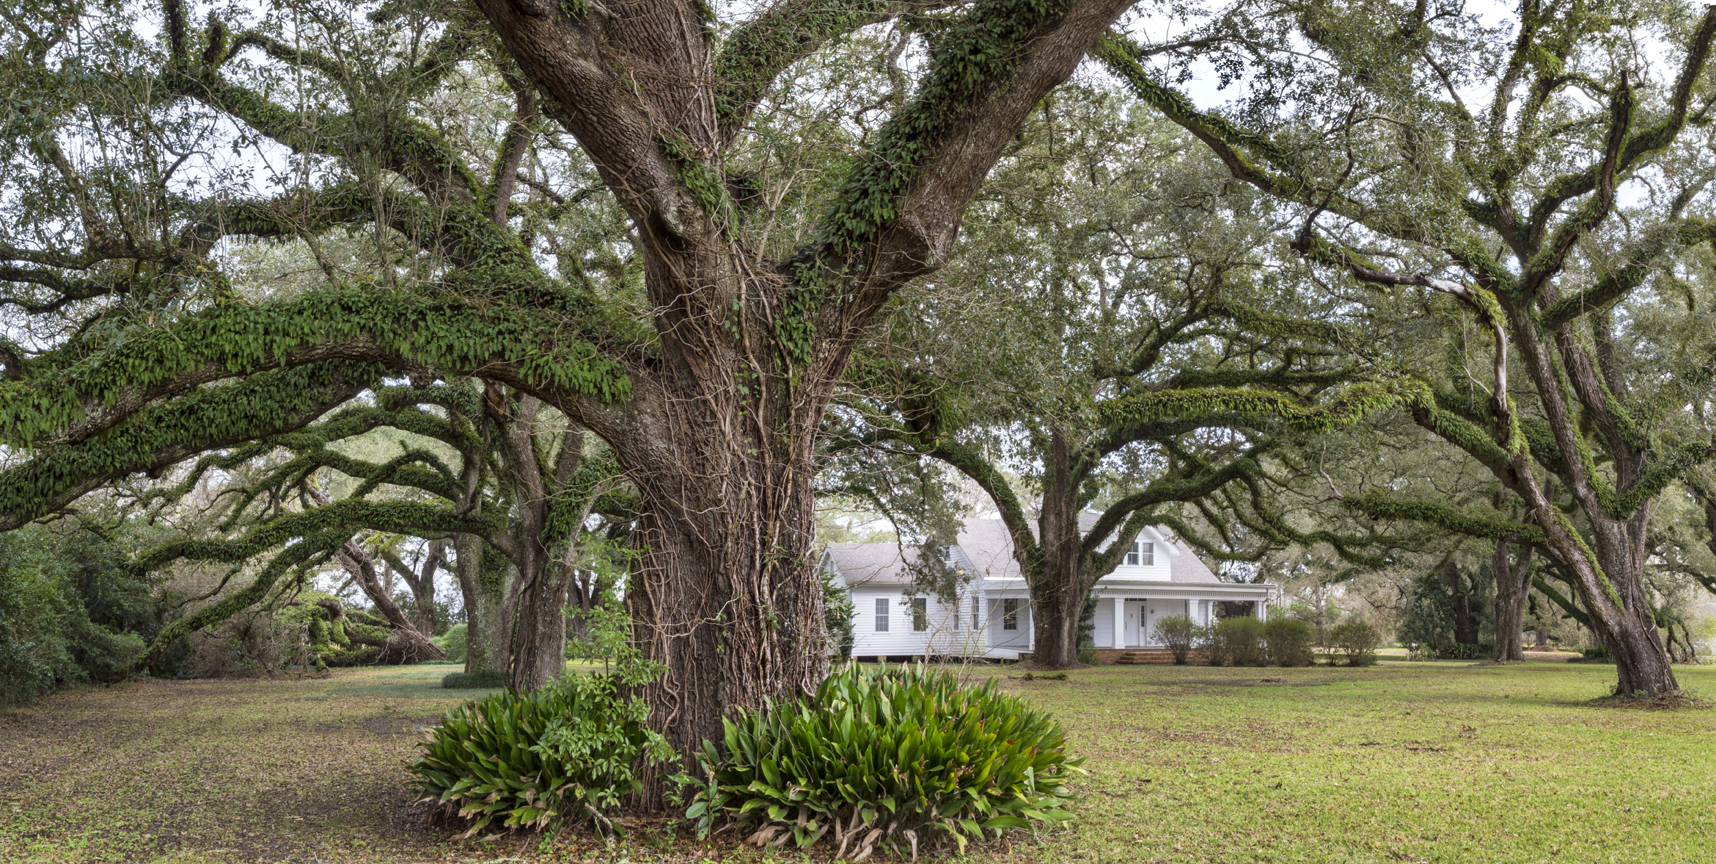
1330, 620, 1381, 667
411, 674, 671, 838
687, 664, 1083, 856
1398, 561, 1494, 659
0, 524, 189, 704
820, 568, 854, 661
1150, 614, 1198, 665
1203, 617, 1266, 667
436, 623, 469, 664
441, 670, 505, 689
0, 532, 84, 706
1077, 593, 1098, 655
1571, 646, 1616, 664
1263, 618, 1315, 667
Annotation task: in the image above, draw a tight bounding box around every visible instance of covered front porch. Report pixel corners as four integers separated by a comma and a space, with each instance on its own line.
1091, 586, 1273, 650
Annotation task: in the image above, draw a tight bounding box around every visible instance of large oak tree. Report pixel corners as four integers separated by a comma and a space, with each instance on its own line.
0, 0, 1141, 791
1103, 0, 1716, 694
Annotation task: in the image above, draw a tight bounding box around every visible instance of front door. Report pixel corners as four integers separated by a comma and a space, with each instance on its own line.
1125, 601, 1141, 647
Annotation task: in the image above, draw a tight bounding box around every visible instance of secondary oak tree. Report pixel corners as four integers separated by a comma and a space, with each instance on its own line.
122, 379, 630, 684
830, 89, 1408, 666
0, 0, 1142, 788
1102, 0, 1716, 693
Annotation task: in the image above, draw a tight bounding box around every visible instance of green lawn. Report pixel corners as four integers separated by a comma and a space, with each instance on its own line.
0, 660, 1711, 863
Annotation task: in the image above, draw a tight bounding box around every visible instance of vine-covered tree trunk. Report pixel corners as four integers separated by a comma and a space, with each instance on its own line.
1534, 499, 1676, 694
621, 371, 830, 806
507, 556, 570, 691
455, 535, 514, 678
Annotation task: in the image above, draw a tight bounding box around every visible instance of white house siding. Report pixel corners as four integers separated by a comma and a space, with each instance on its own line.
847, 584, 986, 658
827, 518, 1273, 660
1093, 601, 1114, 647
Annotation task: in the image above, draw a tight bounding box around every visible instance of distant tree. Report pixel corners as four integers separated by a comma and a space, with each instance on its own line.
1105, 0, 1716, 694
831, 89, 1410, 667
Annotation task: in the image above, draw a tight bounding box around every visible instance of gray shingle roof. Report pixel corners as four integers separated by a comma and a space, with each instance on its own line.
823, 517, 1223, 585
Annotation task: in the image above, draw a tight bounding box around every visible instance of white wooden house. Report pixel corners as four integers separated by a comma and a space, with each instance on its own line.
820, 516, 1276, 661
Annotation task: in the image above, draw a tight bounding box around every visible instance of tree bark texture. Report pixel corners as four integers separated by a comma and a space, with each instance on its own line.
1030, 431, 1085, 668
1492, 540, 1533, 662
455, 534, 515, 678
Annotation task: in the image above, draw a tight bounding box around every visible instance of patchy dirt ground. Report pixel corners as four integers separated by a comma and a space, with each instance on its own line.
0, 666, 496, 863
3, 661, 1714, 863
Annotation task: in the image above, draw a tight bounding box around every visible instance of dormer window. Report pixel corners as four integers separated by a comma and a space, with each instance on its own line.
1126, 541, 1154, 566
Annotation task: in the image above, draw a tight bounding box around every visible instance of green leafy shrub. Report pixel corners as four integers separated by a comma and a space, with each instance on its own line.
1263, 618, 1315, 667
0, 532, 83, 706
1330, 619, 1381, 666
411, 674, 672, 838
442, 670, 505, 689
413, 603, 672, 838
1076, 647, 1100, 665
1151, 614, 1198, 664
1203, 616, 1265, 666
687, 663, 1083, 857
0, 524, 179, 704
436, 623, 468, 664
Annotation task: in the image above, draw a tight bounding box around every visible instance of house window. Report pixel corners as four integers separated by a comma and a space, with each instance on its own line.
875, 598, 889, 632
971, 595, 980, 630
911, 598, 928, 631
952, 597, 960, 630
1002, 598, 1020, 631
1127, 541, 1154, 566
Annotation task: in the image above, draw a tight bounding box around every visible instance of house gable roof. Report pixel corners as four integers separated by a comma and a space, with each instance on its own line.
823, 517, 1223, 585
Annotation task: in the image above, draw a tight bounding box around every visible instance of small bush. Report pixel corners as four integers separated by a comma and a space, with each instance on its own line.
1151, 614, 1197, 665
1076, 646, 1100, 665
1330, 620, 1380, 666
1203, 617, 1265, 666
412, 673, 672, 838
1263, 618, 1315, 667
442, 670, 506, 689
688, 663, 1083, 857
414, 602, 672, 838
436, 623, 468, 664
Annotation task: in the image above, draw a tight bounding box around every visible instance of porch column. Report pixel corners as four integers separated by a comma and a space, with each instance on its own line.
1258, 597, 1268, 620
1111, 598, 1125, 648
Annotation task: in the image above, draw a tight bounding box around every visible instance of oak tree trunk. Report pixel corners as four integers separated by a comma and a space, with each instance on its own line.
618, 331, 832, 806
1030, 431, 1086, 668
1492, 540, 1531, 662
455, 535, 514, 678
507, 553, 571, 691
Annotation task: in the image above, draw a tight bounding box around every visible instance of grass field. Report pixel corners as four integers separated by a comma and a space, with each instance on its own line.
1, 660, 1711, 863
